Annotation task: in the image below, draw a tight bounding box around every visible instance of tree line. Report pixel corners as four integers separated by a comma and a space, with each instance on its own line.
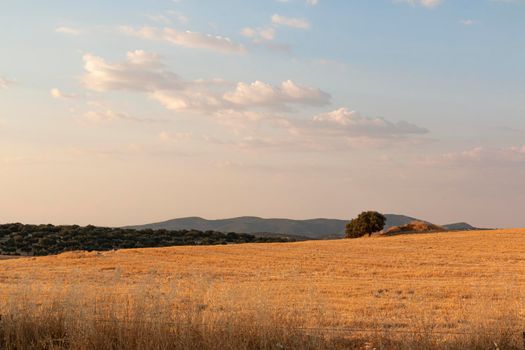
0, 223, 292, 256
0, 211, 387, 256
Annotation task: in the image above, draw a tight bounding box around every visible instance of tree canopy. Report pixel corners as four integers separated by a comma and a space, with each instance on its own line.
345, 211, 386, 238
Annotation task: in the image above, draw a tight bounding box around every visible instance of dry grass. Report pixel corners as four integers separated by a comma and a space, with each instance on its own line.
1, 229, 525, 349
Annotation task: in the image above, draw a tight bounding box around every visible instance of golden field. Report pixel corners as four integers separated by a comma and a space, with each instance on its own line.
1, 229, 525, 349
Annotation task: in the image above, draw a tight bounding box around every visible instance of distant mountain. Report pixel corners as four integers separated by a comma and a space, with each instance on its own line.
442, 222, 479, 231
128, 214, 426, 239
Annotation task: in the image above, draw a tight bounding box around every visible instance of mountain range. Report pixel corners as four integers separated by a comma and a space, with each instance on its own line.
128, 215, 479, 239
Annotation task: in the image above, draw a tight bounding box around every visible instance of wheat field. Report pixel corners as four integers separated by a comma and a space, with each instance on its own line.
1, 229, 525, 349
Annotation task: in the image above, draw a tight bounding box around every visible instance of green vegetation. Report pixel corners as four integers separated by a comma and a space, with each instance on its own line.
0, 223, 292, 256
345, 211, 386, 238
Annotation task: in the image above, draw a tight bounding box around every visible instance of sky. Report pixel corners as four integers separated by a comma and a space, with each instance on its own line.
0, 0, 524, 228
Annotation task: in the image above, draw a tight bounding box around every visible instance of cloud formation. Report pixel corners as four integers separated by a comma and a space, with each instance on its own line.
82, 51, 330, 113
81, 52, 428, 151
241, 27, 276, 41
55, 26, 81, 36
439, 146, 525, 165
146, 11, 189, 25
271, 15, 310, 29
50, 88, 77, 99
395, 0, 443, 8
82, 51, 183, 91
119, 26, 245, 54
80, 102, 164, 124
224, 80, 330, 108
0, 77, 14, 89
313, 108, 428, 137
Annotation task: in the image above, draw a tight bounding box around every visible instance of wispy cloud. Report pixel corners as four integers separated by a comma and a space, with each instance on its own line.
82, 50, 183, 92
223, 80, 330, 108
0, 76, 14, 89
460, 19, 476, 26
82, 51, 330, 113
146, 11, 189, 25
80, 102, 165, 124
395, 0, 444, 8
55, 26, 81, 36
312, 108, 428, 138
241, 27, 276, 41
50, 88, 77, 99
271, 14, 310, 29
275, 0, 319, 5
424, 145, 525, 167
81, 51, 429, 152
119, 26, 246, 54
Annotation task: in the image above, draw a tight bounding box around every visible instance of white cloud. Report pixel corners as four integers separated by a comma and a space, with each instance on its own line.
439, 146, 525, 165
80, 52, 430, 151
419, 145, 525, 171
0, 77, 14, 89
271, 14, 310, 29
147, 11, 189, 25
312, 108, 428, 137
119, 26, 245, 54
222, 81, 279, 106
276, 0, 319, 5
55, 26, 81, 36
460, 19, 476, 26
82, 51, 183, 91
241, 27, 276, 41
208, 107, 429, 152
50, 88, 77, 99
151, 89, 226, 112
80, 102, 163, 124
395, 0, 443, 8
82, 51, 330, 113
151, 79, 330, 113
224, 80, 330, 108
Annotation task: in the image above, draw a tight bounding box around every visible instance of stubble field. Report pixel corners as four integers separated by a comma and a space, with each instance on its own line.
1, 229, 524, 349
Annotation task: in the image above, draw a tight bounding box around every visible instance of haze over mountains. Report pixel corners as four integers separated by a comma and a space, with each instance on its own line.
129, 215, 478, 239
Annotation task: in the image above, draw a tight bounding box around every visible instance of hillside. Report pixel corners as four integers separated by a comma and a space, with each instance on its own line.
442, 222, 479, 231
128, 214, 426, 238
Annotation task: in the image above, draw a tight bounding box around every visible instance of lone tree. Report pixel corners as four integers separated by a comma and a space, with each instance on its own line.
345, 211, 386, 238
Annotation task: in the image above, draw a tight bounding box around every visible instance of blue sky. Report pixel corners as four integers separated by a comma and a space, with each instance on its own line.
0, 0, 524, 227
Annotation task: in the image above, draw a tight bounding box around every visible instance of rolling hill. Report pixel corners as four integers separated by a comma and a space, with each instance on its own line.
128, 214, 430, 239
442, 222, 479, 231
